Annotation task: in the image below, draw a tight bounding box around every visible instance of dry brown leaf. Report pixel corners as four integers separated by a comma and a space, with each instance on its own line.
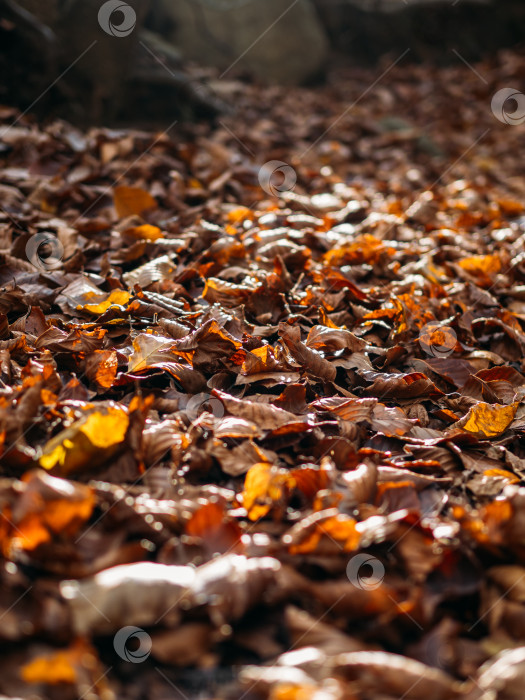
279, 324, 337, 382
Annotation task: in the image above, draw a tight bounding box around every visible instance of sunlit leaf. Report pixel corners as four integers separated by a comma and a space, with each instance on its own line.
323, 234, 395, 266
271, 682, 318, 700
128, 333, 176, 372
39, 403, 129, 475
285, 510, 360, 554
290, 463, 333, 500
484, 468, 519, 484
242, 463, 295, 521
22, 651, 77, 684
186, 501, 242, 553
85, 349, 118, 390
114, 185, 157, 218
227, 206, 254, 224
1, 471, 95, 555
122, 223, 163, 241
78, 289, 131, 315
458, 254, 501, 286
458, 401, 518, 438
21, 640, 99, 686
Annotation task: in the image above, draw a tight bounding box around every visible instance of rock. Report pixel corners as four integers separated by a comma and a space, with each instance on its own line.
158, 0, 328, 85
314, 0, 525, 64
8, 0, 155, 122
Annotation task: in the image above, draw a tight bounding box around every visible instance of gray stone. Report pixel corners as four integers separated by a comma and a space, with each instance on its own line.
159, 0, 329, 85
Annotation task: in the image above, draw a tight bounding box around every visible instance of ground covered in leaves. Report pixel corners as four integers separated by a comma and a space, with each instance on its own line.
1, 50, 525, 700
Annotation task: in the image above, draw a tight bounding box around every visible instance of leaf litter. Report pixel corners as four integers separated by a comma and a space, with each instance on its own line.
1, 51, 525, 699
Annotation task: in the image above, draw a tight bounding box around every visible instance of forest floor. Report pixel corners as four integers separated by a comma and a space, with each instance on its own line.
1, 49, 525, 700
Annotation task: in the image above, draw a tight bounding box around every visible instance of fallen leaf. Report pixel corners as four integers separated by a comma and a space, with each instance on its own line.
242, 463, 295, 521
456, 402, 518, 438
79, 289, 131, 315
39, 403, 130, 475
114, 185, 157, 218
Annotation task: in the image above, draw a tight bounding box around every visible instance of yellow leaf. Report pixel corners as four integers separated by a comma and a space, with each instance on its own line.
242, 463, 294, 521
122, 224, 163, 241
460, 402, 518, 438
113, 185, 157, 218
79, 289, 130, 315
81, 406, 129, 448
39, 404, 129, 475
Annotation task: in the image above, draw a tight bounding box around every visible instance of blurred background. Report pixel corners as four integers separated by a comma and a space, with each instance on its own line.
1, 0, 524, 126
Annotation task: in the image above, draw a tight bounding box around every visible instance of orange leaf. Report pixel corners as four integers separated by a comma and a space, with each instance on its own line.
288, 513, 360, 554
272, 683, 318, 700
85, 349, 118, 390
122, 224, 163, 241
93, 350, 118, 389
320, 515, 360, 550
114, 185, 157, 218
227, 206, 254, 224
242, 463, 294, 521
1, 471, 95, 556
290, 464, 332, 500
22, 651, 77, 685
323, 234, 394, 266
458, 254, 501, 285
186, 501, 243, 553
497, 198, 524, 216
21, 640, 98, 686
484, 468, 519, 484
